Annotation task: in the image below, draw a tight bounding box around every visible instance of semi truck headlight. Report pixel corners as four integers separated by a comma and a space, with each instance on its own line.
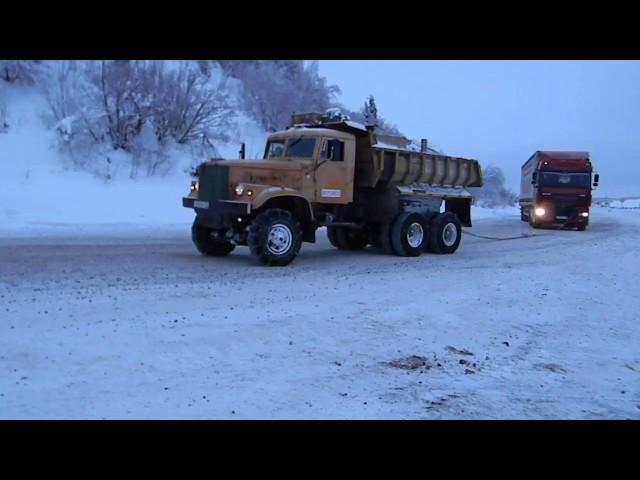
535, 207, 546, 217
580, 212, 589, 217
235, 184, 245, 196
190, 181, 199, 192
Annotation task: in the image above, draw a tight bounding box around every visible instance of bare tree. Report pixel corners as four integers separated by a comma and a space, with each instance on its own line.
474, 165, 518, 207
0, 60, 41, 84
148, 61, 235, 146
230, 60, 341, 132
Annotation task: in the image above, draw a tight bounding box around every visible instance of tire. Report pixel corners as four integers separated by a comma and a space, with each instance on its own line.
391, 212, 429, 257
191, 217, 235, 256
428, 212, 462, 254
577, 225, 586, 231
327, 226, 341, 249
520, 207, 528, 222
380, 220, 395, 254
335, 228, 368, 250
368, 225, 383, 249
248, 208, 302, 266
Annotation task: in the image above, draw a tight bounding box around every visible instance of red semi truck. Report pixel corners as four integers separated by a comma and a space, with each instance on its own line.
519, 151, 599, 231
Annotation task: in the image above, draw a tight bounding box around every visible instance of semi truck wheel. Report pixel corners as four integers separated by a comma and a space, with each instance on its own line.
428, 212, 462, 254
391, 212, 429, 257
192, 217, 235, 256
248, 208, 303, 266
577, 225, 586, 231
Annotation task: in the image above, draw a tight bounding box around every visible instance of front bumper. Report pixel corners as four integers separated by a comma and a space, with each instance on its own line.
536, 209, 589, 226
183, 197, 251, 227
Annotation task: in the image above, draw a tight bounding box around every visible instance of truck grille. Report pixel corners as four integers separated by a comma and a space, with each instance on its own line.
198, 163, 229, 201
554, 205, 577, 217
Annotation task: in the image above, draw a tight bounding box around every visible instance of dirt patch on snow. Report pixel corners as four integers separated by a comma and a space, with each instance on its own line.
383, 355, 432, 370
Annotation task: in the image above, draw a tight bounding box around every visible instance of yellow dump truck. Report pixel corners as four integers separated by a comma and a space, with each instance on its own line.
183, 112, 483, 266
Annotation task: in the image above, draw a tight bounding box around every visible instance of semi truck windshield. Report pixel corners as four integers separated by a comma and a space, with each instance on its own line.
540, 172, 590, 188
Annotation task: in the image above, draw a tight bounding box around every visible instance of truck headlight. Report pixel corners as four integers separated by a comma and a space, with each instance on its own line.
580, 212, 589, 217
235, 184, 245, 196
190, 181, 199, 192
535, 207, 546, 217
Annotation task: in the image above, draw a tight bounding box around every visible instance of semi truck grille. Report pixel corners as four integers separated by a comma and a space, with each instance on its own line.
549, 195, 584, 204
554, 205, 576, 217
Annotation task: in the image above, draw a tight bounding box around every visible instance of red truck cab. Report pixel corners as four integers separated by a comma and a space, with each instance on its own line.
519, 151, 599, 231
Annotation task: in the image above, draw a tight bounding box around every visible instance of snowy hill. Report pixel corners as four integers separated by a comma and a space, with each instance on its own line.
0, 82, 267, 233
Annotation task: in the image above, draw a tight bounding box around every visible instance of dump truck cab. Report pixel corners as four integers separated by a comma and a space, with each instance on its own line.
262, 126, 357, 205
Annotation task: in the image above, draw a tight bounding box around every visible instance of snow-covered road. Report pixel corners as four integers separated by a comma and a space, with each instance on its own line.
1, 207, 639, 419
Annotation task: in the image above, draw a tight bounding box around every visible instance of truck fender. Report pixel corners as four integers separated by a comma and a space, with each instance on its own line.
252, 188, 316, 243
445, 197, 472, 228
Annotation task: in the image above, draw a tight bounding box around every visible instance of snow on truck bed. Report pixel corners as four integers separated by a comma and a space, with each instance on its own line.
0, 206, 638, 419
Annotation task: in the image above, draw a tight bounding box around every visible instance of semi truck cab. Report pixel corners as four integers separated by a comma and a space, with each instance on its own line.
519, 151, 599, 231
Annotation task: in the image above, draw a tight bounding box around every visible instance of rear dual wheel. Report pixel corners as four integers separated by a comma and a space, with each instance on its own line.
327, 226, 368, 250
391, 212, 429, 256
427, 212, 462, 254
378, 211, 462, 257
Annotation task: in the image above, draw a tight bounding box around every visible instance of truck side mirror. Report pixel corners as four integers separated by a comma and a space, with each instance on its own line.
239, 143, 246, 160
531, 172, 537, 185
593, 173, 599, 187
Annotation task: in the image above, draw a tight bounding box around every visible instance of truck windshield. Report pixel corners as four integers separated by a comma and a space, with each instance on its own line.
265, 141, 285, 159
540, 172, 591, 188
286, 138, 316, 158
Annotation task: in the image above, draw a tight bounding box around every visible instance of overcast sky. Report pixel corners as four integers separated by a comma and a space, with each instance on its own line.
318, 60, 640, 197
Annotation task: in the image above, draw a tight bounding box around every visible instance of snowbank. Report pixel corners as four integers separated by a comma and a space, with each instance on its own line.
0, 84, 267, 235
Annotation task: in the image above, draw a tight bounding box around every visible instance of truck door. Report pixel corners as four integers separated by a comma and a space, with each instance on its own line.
314, 137, 355, 204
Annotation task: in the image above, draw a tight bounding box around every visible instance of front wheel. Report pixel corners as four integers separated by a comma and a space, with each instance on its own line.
428, 212, 462, 254
192, 217, 235, 256
248, 208, 303, 266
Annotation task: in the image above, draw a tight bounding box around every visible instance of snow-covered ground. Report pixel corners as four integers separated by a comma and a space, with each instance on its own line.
600, 198, 640, 209
1, 205, 638, 419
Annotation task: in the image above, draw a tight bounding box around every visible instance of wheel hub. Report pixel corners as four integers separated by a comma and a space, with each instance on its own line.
267, 223, 292, 255
442, 222, 457, 247
407, 222, 424, 248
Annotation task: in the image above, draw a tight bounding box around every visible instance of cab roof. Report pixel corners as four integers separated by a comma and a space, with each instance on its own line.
537, 151, 590, 161
268, 127, 355, 142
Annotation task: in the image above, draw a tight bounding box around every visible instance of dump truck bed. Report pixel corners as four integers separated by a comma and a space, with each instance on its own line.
354, 134, 483, 190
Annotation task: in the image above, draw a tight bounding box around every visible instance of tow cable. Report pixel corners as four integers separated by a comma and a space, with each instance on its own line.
462, 230, 537, 241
